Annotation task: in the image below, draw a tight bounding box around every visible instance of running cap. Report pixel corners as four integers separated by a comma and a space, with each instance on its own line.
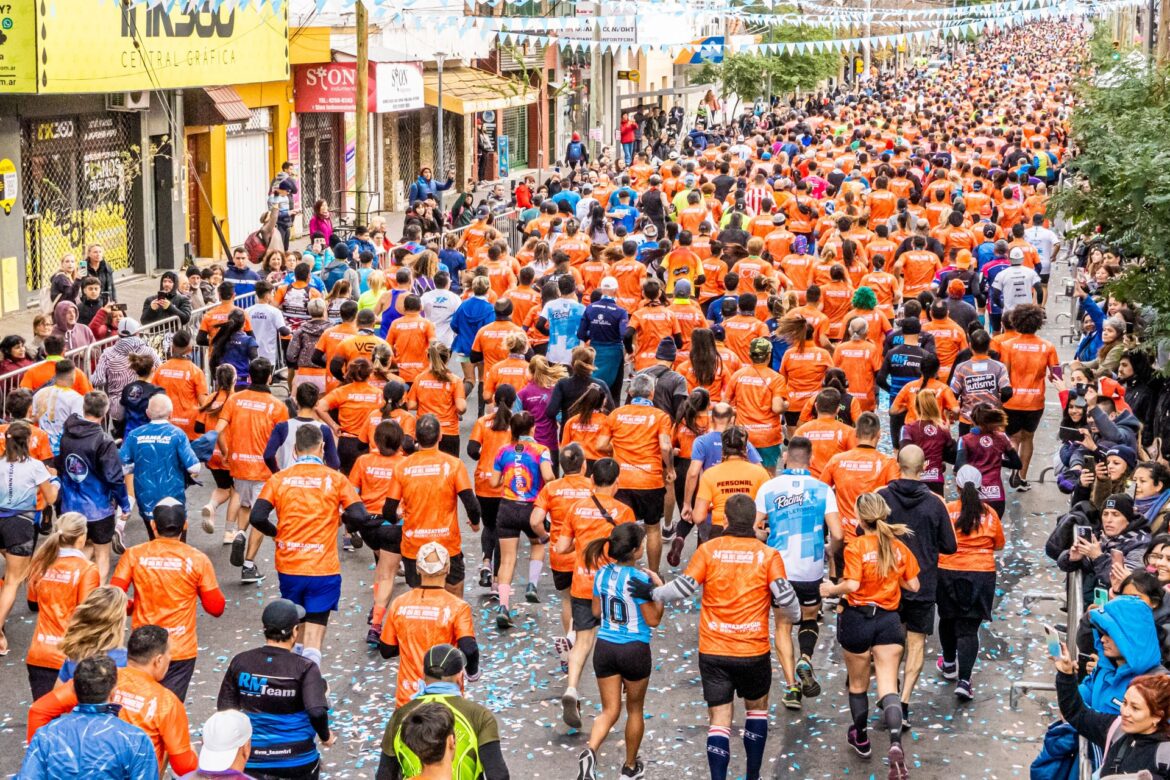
643, 224, 659, 237
600, 276, 619, 291
772, 213, 787, 225
198, 710, 253, 772
955, 464, 983, 489
152, 497, 186, 535
118, 318, 142, 337
416, 541, 451, 575
749, 337, 771, 362
1009, 247, 1025, 264
261, 599, 305, 632
672, 279, 692, 298
668, 151, 679, 159
423, 643, 466, 678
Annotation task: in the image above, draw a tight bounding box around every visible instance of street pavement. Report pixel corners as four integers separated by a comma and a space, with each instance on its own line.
0, 275, 1083, 779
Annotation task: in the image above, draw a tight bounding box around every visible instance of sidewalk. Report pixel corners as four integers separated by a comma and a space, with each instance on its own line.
5, 274, 165, 340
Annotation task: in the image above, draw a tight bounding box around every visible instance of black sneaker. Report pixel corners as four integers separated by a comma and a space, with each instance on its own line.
366, 625, 381, 647
620, 759, 645, 779
576, 746, 597, 780
478, 566, 493, 589
796, 656, 821, 697
496, 606, 514, 630
562, 688, 582, 729
1017, 479, 1032, 492
349, 532, 364, 550
525, 583, 540, 603
111, 523, 126, 556
1008, 470, 1021, 489
955, 679, 974, 701
900, 702, 912, 732
667, 536, 686, 567
782, 685, 802, 710
229, 531, 247, 567
847, 726, 872, 758
240, 561, 265, 584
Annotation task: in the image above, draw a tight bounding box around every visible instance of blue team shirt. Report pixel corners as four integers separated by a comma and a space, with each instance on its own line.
754, 469, 838, 582
541, 298, 586, 364
594, 564, 653, 644
690, 431, 763, 470
119, 420, 200, 518
493, 440, 550, 502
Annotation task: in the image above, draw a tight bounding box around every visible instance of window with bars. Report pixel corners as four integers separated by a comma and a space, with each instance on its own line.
502, 106, 529, 170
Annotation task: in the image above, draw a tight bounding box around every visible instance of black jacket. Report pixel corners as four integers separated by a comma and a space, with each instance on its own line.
878, 479, 957, 602
140, 273, 192, 326
1056, 671, 1170, 779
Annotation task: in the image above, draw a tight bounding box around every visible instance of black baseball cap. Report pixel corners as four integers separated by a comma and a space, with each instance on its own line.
423, 643, 466, 678
152, 497, 187, 535
261, 599, 305, 631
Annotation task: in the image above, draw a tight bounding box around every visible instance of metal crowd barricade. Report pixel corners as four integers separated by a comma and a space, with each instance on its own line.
1008, 570, 1093, 778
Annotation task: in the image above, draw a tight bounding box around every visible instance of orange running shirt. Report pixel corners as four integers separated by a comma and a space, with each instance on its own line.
388, 447, 473, 559
664, 248, 703, 288
407, 370, 466, 436
323, 381, 381, 437
113, 666, 194, 777
219, 389, 289, 482
111, 538, 218, 660
899, 251, 941, 297
258, 461, 361, 576
335, 333, 389, 375
628, 306, 681, 371
939, 500, 1005, 573
199, 302, 252, 343
560, 412, 612, 463
381, 587, 475, 705
727, 365, 785, 448
387, 314, 436, 382
779, 345, 833, 414
606, 403, 672, 489
349, 451, 405, 514
314, 322, 359, 391
722, 315, 769, 365
821, 446, 900, 533
26, 550, 99, 669
696, 459, 771, 527
472, 321, 526, 374
563, 494, 636, 599
794, 418, 858, 478
921, 318, 969, 373
469, 415, 513, 497
153, 358, 207, 439
1001, 334, 1058, 411
843, 532, 920, 611
483, 356, 529, 402
535, 474, 594, 572
832, 340, 883, 410
684, 534, 788, 657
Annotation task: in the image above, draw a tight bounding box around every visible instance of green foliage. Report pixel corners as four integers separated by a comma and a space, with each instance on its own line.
690, 22, 840, 107
1050, 47, 1170, 354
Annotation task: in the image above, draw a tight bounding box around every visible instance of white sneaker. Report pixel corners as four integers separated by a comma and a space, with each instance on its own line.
201, 505, 216, 535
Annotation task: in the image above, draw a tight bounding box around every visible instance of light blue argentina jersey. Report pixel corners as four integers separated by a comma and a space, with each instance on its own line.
594, 563, 653, 644
754, 469, 838, 582
541, 298, 587, 365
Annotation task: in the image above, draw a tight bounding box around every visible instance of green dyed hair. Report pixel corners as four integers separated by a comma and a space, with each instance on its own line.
851, 286, 878, 311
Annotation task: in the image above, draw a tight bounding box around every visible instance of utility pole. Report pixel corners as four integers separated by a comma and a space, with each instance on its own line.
436, 52, 446, 237
862, 0, 872, 76
589, 3, 601, 158
355, 1, 369, 224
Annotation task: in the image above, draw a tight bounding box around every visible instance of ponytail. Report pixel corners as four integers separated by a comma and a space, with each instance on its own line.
568, 383, 604, 427
584, 522, 646, 569
678, 388, 711, 434
956, 481, 985, 536
490, 384, 517, 432
855, 493, 912, 579
509, 411, 535, 450
427, 342, 453, 383
27, 512, 87, 587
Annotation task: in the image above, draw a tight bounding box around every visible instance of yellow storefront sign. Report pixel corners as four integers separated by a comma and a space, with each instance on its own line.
0, 0, 37, 92
1, 0, 288, 94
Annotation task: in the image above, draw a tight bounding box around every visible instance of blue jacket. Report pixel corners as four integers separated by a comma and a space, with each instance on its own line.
19, 702, 159, 780
56, 415, 130, 520
577, 298, 628, 345
120, 420, 200, 518
1074, 295, 1105, 362
224, 265, 262, 297
346, 237, 377, 260
451, 296, 495, 355
1082, 596, 1164, 714
407, 175, 452, 204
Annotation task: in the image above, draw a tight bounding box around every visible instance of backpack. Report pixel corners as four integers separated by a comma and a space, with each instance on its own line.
244, 229, 268, 264
393, 694, 482, 780
322, 260, 349, 294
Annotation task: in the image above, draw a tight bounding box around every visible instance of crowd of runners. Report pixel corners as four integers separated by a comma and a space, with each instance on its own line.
6, 18, 1170, 780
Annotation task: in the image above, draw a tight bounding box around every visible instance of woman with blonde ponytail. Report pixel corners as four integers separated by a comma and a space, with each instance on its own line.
820, 492, 920, 778
25, 512, 98, 698
406, 342, 467, 456
56, 585, 129, 684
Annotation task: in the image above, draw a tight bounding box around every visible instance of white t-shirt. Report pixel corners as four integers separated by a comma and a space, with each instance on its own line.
421, 288, 461, 347
246, 302, 287, 364
993, 265, 1041, 312
31, 385, 84, 456
1025, 226, 1059, 274
0, 459, 51, 513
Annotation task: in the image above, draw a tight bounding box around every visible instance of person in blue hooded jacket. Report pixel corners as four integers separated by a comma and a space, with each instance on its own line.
451, 275, 496, 403
407, 166, 453, 205
1080, 594, 1165, 714
120, 394, 202, 540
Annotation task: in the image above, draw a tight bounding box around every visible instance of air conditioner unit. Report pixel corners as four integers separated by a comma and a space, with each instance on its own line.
107, 91, 151, 112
